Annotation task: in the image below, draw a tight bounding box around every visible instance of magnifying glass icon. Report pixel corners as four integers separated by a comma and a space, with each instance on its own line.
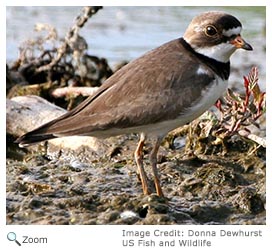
7, 232, 21, 246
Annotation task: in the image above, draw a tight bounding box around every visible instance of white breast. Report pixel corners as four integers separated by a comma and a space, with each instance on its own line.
183, 75, 227, 121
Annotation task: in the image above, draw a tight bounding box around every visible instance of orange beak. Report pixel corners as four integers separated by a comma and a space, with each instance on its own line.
230, 35, 253, 51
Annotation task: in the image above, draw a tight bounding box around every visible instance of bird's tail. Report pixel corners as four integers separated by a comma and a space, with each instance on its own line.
15, 129, 57, 147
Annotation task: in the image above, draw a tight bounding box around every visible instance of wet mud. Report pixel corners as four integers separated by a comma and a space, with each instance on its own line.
6, 134, 265, 225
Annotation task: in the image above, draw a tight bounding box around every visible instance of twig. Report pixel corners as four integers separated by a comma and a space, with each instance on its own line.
36, 6, 102, 73
238, 130, 266, 148
51, 86, 99, 98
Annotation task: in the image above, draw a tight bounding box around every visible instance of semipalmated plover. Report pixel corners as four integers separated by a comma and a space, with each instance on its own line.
16, 11, 253, 197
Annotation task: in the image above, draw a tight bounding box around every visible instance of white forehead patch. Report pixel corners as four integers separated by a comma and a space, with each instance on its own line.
193, 25, 203, 32
223, 26, 242, 37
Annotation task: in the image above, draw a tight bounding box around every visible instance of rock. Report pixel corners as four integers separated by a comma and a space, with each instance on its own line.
6, 95, 107, 160
7, 95, 65, 137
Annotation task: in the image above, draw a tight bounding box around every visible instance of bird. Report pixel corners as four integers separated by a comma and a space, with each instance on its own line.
16, 11, 253, 197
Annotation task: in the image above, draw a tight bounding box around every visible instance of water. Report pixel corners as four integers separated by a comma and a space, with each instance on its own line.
6, 7, 266, 82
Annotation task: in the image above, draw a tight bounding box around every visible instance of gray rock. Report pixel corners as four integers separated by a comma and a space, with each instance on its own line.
7, 95, 107, 160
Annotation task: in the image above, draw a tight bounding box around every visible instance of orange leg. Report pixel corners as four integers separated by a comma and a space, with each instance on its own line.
150, 137, 164, 197
134, 133, 150, 195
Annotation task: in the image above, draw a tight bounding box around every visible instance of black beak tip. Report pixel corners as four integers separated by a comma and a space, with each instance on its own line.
244, 43, 253, 51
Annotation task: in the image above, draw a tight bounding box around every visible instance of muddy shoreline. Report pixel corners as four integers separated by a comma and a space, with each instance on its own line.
6, 132, 265, 225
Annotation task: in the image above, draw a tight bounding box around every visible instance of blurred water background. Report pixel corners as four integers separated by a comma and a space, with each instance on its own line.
6, 6, 266, 89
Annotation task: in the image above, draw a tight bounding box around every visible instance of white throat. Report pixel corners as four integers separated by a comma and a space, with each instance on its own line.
194, 43, 237, 63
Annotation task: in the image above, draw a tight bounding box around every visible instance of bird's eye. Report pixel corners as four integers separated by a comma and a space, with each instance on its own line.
205, 25, 218, 37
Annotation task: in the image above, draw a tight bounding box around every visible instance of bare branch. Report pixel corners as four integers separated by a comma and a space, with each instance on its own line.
36, 6, 102, 73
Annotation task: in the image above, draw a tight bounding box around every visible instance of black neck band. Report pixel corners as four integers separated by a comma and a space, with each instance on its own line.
180, 38, 230, 80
